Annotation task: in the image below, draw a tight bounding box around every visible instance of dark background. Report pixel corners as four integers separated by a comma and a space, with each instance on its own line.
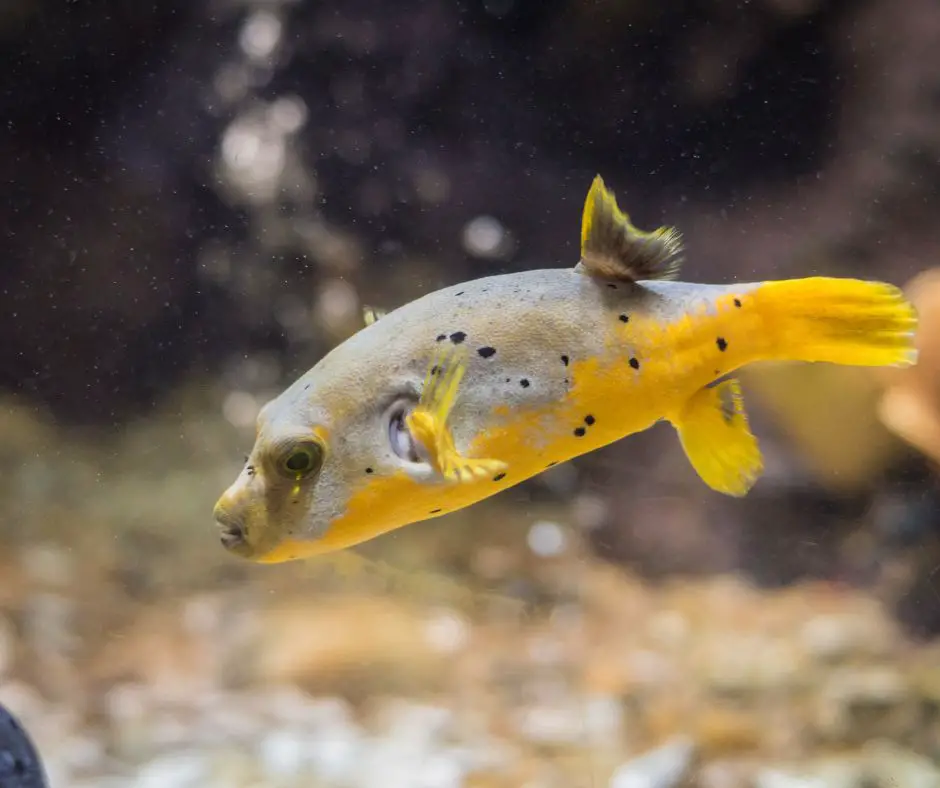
3, 0, 940, 632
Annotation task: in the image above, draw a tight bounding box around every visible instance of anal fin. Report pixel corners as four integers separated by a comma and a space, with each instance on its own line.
671, 379, 763, 497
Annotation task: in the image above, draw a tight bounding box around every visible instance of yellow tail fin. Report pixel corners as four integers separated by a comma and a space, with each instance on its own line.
754, 277, 918, 368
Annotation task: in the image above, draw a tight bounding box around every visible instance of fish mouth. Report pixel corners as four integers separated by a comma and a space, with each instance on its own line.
213, 507, 251, 555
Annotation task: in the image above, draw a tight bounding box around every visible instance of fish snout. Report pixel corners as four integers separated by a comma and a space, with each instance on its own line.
213, 496, 253, 557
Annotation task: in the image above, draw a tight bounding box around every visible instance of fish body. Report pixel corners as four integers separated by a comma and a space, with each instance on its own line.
214, 176, 918, 563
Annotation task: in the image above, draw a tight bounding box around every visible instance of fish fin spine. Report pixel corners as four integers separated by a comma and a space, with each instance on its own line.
579, 174, 683, 282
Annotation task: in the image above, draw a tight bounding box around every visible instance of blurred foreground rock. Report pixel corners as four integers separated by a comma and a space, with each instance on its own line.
0, 391, 938, 785
1, 541, 939, 786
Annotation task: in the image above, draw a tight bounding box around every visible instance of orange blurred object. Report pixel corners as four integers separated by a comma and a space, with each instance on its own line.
878, 268, 940, 464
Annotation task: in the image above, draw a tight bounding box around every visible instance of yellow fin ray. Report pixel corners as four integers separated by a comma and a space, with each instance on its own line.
578, 174, 683, 282
406, 346, 508, 483
754, 277, 919, 367
672, 378, 763, 497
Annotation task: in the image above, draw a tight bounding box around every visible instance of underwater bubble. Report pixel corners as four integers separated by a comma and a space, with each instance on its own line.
572, 493, 609, 531
462, 216, 513, 260
527, 520, 567, 557
269, 96, 308, 135
424, 610, 469, 654
239, 10, 282, 61
316, 279, 359, 332
222, 391, 259, 429
221, 118, 286, 200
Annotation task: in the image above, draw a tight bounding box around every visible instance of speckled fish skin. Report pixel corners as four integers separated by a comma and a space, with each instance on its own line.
214, 176, 918, 564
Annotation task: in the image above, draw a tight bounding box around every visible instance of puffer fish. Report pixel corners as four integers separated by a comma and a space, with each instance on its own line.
213, 175, 919, 563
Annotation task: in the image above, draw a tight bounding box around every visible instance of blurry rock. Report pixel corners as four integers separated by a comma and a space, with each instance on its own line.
755, 764, 855, 788
692, 706, 765, 757
90, 599, 232, 702
19, 543, 73, 588
864, 740, 940, 788
814, 666, 914, 745
691, 632, 809, 695
238, 596, 450, 699
698, 759, 762, 788
608, 736, 696, 788
259, 723, 362, 784
0, 616, 13, 680
798, 603, 900, 663
878, 268, 940, 464
130, 751, 211, 788
514, 703, 589, 748
755, 771, 828, 788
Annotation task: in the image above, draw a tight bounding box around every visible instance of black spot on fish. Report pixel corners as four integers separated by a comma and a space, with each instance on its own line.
573, 426, 586, 437
493, 472, 506, 482
734, 298, 742, 308
505, 377, 511, 383
717, 337, 728, 352
629, 357, 640, 370
430, 508, 442, 514
520, 378, 530, 388
607, 283, 618, 289
455, 291, 464, 296
619, 314, 629, 323
303, 383, 311, 391
450, 331, 467, 344
436, 334, 446, 342
564, 378, 570, 386
478, 346, 496, 358
561, 354, 569, 366
584, 415, 595, 426
431, 365, 440, 376
365, 467, 374, 474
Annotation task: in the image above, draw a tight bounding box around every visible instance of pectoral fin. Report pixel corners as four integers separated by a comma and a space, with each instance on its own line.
671, 378, 763, 497
406, 346, 508, 483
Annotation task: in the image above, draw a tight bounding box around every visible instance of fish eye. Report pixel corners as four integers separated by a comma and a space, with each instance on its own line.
387, 401, 421, 464
277, 441, 324, 478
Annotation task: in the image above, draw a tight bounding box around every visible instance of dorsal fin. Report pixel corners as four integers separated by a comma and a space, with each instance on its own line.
362, 305, 387, 326
578, 175, 684, 282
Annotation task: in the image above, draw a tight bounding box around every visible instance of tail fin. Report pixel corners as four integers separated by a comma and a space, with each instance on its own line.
754, 277, 919, 368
